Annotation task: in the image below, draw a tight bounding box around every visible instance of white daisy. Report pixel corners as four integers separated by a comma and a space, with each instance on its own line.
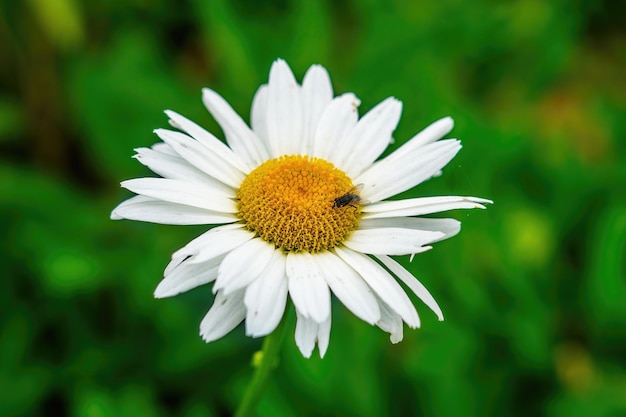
111, 59, 492, 358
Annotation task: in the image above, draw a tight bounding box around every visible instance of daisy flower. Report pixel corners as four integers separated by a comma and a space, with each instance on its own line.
111, 59, 491, 358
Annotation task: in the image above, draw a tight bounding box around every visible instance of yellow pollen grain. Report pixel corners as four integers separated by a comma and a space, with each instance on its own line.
237, 155, 361, 252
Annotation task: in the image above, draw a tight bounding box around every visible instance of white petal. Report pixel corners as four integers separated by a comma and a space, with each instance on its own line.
375, 255, 444, 321
120, 178, 237, 213
251, 84, 269, 149
163, 253, 188, 277
343, 228, 444, 256
299, 64, 333, 155
151, 142, 178, 156
200, 289, 246, 343
266, 59, 302, 157
154, 128, 245, 189
316, 251, 380, 324
285, 252, 331, 323
244, 250, 288, 337
134, 146, 233, 191
154, 255, 223, 298
111, 195, 238, 225
312, 93, 360, 161
359, 217, 461, 242
334, 247, 419, 328
214, 238, 275, 295
294, 310, 332, 358
384, 117, 454, 164
337, 97, 403, 177
172, 224, 254, 264
363, 196, 493, 219
202, 88, 269, 170
316, 313, 331, 358
377, 298, 405, 343
295, 310, 316, 358
165, 110, 249, 171
357, 139, 462, 203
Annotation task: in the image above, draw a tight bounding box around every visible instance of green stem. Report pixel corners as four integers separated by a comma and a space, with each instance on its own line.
234, 313, 293, 417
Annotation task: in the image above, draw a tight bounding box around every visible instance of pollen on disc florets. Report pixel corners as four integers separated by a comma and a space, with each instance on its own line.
237, 155, 361, 253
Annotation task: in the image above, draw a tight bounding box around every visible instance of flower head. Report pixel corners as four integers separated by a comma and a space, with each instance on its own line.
112, 59, 492, 358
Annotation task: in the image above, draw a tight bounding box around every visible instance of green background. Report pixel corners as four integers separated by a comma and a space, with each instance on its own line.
1, 0, 625, 416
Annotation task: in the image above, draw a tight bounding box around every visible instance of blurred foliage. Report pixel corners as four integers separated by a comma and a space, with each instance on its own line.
1, 0, 625, 416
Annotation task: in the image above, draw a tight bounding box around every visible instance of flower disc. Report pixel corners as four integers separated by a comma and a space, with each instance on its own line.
237, 155, 361, 252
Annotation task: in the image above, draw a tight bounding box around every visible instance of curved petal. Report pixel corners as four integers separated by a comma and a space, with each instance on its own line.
154, 254, 223, 298
244, 250, 288, 337
334, 247, 419, 328
200, 289, 246, 343
134, 146, 233, 192
165, 110, 249, 172
151, 142, 178, 156
317, 313, 331, 358
111, 195, 238, 225
120, 178, 237, 213
172, 224, 254, 264
376, 297, 405, 343
356, 139, 461, 203
358, 217, 461, 242
286, 252, 331, 323
294, 309, 332, 358
299, 64, 333, 155
266, 59, 302, 157
343, 228, 444, 256
312, 93, 360, 161
337, 97, 403, 178
214, 238, 275, 295
362, 196, 493, 219
164, 251, 190, 276
154, 128, 245, 189
295, 311, 316, 358
202, 88, 269, 170
316, 251, 380, 324
375, 255, 443, 321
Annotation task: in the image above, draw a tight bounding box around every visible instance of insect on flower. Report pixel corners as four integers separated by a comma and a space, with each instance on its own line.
332, 184, 364, 210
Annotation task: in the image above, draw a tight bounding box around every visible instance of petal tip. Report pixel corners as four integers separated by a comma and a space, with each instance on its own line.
318, 346, 328, 358
201, 87, 216, 99
154, 283, 173, 299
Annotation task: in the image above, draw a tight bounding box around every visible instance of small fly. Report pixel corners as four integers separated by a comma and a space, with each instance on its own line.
332, 184, 364, 210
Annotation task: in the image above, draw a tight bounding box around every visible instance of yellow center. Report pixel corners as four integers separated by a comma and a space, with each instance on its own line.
237, 155, 362, 253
